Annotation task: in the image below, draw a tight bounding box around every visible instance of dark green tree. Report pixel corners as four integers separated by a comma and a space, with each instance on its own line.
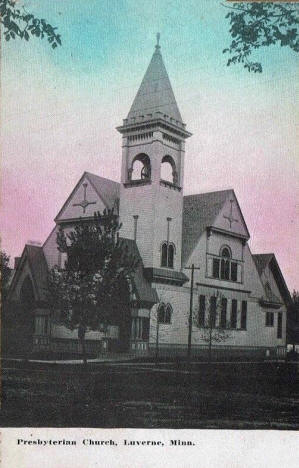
0, 250, 11, 302
287, 290, 299, 352
223, 2, 299, 72
0, 0, 61, 48
47, 210, 138, 365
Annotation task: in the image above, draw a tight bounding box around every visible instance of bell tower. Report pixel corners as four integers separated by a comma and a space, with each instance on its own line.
117, 35, 191, 276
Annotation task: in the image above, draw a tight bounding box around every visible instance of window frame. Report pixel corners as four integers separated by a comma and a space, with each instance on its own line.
230, 299, 238, 329
240, 301, 247, 330
158, 302, 172, 324
160, 242, 176, 269
210, 246, 240, 283
277, 312, 282, 338
265, 311, 274, 327
198, 295, 206, 327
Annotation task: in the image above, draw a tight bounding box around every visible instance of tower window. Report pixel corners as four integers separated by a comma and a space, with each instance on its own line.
129, 154, 151, 181
161, 155, 178, 185
161, 242, 175, 268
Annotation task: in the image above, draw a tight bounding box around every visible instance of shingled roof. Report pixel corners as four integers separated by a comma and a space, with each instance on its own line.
119, 238, 159, 305
127, 44, 183, 124
85, 172, 120, 210
182, 189, 232, 264
8, 244, 48, 303
253, 253, 292, 306
252, 253, 275, 276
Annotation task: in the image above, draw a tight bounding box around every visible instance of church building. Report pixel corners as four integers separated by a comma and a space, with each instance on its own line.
7, 38, 291, 359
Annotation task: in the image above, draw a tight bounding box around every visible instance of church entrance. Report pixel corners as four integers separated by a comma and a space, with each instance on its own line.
130, 316, 150, 352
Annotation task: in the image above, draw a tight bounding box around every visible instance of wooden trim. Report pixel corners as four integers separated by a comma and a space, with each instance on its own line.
196, 282, 251, 294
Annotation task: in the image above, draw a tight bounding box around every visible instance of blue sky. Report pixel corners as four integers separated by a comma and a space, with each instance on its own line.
1, 0, 298, 290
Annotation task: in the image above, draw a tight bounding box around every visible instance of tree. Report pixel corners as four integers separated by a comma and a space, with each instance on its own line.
196, 291, 231, 363
47, 210, 138, 365
0, 250, 11, 302
223, 2, 299, 72
287, 290, 299, 352
0, 0, 61, 48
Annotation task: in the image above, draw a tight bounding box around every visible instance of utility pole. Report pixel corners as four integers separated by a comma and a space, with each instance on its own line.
184, 264, 200, 364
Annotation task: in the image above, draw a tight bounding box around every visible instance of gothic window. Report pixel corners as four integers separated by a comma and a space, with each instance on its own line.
161, 242, 175, 268
168, 244, 174, 268
161, 155, 178, 185
158, 303, 172, 324
130, 154, 151, 181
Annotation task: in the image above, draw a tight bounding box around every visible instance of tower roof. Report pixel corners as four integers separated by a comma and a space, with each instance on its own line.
127, 36, 183, 125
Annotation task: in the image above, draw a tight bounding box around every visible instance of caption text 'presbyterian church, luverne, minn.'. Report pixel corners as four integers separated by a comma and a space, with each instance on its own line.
7, 37, 291, 359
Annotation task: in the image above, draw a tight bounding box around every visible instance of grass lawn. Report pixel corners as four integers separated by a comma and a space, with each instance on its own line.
1, 361, 298, 429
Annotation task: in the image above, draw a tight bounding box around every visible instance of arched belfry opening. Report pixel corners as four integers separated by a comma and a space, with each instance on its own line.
161, 155, 178, 185
128, 154, 151, 182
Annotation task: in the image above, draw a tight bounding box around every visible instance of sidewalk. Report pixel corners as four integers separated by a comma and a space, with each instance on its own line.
2, 356, 288, 366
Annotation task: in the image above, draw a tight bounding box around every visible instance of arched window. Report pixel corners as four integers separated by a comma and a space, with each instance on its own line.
158, 303, 172, 324
161, 243, 168, 267
220, 246, 231, 280
160, 155, 178, 185
161, 242, 175, 268
168, 244, 174, 268
129, 154, 151, 181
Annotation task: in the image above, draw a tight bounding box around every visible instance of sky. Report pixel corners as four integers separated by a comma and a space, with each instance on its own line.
1, 0, 298, 291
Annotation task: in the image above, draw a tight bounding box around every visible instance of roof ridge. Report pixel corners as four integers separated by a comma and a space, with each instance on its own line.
85, 171, 120, 185
184, 188, 234, 198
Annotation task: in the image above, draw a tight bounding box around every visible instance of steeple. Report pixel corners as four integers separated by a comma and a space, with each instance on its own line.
123, 34, 187, 131
117, 37, 191, 274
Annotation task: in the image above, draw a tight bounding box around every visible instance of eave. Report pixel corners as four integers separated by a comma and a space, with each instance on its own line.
144, 267, 189, 286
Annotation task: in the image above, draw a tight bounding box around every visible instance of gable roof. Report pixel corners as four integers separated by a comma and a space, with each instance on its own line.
127, 45, 183, 124
182, 189, 232, 264
119, 238, 159, 305
252, 254, 274, 276
253, 253, 292, 306
8, 244, 48, 303
55, 172, 120, 222
85, 172, 120, 210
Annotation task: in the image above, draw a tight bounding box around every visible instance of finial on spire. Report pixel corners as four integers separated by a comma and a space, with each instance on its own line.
155, 32, 161, 50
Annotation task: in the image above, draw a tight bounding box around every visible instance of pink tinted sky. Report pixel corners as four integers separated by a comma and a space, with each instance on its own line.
1, 0, 298, 291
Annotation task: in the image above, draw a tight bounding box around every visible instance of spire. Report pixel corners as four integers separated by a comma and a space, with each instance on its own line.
127, 34, 183, 125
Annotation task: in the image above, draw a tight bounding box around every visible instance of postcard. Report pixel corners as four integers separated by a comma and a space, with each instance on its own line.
1, 1, 298, 467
